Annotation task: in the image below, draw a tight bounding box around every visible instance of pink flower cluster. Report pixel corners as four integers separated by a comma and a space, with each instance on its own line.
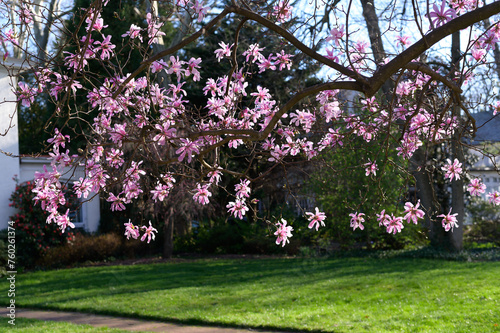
11, 0, 498, 247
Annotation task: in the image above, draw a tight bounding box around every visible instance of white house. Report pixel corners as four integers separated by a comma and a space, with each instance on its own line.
469, 111, 500, 200
0, 56, 100, 232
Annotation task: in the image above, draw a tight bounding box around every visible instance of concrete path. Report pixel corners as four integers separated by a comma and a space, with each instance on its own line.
0, 308, 287, 333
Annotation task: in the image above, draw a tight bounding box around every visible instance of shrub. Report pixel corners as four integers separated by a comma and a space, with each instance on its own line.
38, 233, 124, 268
7, 180, 76, 268
465, 199, 500, 246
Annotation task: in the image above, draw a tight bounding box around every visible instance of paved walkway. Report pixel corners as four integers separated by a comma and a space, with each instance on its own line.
0, 308, 287, 333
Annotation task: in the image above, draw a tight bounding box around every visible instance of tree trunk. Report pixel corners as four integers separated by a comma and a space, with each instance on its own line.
163, 206, 174, 258
449, 30, 464, 251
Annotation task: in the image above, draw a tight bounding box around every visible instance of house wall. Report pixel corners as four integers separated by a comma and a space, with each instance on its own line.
0, 65, 20, 229
18, 158, 101, 233
0, 58, 100, 232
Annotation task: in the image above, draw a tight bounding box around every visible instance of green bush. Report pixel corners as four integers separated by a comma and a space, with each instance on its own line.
465, 199, 500, 246
7, 181, 76, 268
174, 218, 293, 255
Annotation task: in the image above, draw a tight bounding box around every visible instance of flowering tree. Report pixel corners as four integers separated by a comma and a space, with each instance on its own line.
3, 0, 500, 251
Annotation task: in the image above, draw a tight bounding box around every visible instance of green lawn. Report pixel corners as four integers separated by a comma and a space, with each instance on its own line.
1, 256, 499, 332
0, 317, 140, 332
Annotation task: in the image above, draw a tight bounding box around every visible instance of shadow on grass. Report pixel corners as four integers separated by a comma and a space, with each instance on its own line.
3, 253, 499, 333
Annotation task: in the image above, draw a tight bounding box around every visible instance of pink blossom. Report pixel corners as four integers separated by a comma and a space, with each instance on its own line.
403, 200, 425, 224
124, 180, 143, 200
274, 50, 293, 70
386, 215, 404, 234
257, 54, 276, 73
494, 101, 500, 116
193, 183, 212, 205
107, 193, 126, 211
377, 210, 390, 226
471, 48, 486, 61
141, 221, 158, 243
186, 57, 202, 81
19, 5, 33, 25
306, 207, 326, 231
73, 177, 92, 199
235, 179, 251, 199
326, 25, 345, 45
437, 208, 459, 232
251, 86, 271, 104
396, 35, 411, 48
349, 212, 365, 231
106, 148, 124, 168
56, 209, 75, 233
47, 128, 70, 149
364, 160, 378, 177
227, 199, 249, 219
207, 167, 222, 185
467, 178, 486, 196
109, 123, 127, 146
146, 13, 166, 45
487, 191, 500, 205
428, 1, 457, 28
214, 42, 233, 61
17, 82, 35, 107
151, 59, 168, 73
122, 24, 143, 42
272, 0, 293, 23
275, 219, 293, 247
176, 138, 200, 163
151, 183, 171, 202
86, 10, 107, 32
94, 35, 116, 60
442, 158, 462, 181
243, 44, 265, 63
124, 220, 140, 240
191, 0, 209, 22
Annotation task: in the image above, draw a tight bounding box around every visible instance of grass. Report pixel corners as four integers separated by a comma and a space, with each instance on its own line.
0, 317, 141, 332
1, 256, 499, 333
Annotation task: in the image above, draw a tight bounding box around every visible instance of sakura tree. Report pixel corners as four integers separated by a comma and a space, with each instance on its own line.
3, 0, 500, 251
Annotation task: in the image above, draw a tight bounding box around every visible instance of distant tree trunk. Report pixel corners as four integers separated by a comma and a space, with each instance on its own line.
448, 30, 464, 251
418, 30, 464, 251
163, 206, 174, 258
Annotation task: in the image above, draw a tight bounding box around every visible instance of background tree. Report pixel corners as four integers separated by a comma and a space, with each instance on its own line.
3, 0, 500, 252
